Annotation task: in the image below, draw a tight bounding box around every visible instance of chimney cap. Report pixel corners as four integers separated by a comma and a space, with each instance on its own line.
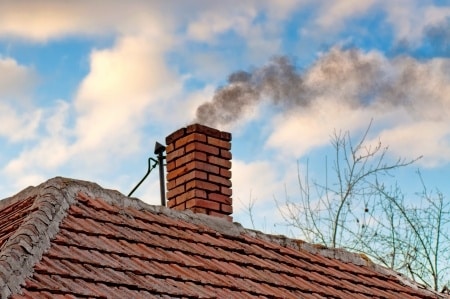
154, 142, 166, 155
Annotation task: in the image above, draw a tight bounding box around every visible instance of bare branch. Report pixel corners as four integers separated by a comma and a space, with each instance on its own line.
274, 121, 449, 290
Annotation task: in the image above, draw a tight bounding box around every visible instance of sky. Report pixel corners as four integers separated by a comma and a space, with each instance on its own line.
0, 0, 449, 234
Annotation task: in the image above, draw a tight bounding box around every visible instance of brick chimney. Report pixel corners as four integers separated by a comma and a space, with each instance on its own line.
165, 124, 233, 221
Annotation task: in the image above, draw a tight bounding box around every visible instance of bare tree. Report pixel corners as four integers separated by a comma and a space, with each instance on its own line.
368, 174, 450, 291
276, 122, 449, 291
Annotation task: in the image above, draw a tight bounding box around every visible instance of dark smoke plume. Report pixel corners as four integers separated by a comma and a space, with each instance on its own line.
194, 56, 306, 127
194, 47, 450, 127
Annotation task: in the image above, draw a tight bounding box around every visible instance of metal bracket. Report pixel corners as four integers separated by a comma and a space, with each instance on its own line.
128, 157, 158, 197
128, 141, 167, 206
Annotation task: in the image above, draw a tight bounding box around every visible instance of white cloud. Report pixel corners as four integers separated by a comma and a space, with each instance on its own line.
73, 35, 180, 162
0, 103, 42, 142
374, 121, 450, 167
2, 31, 182, 185
0, 57, 37, 99
232, 159, 282, 213
4, 101, 71, 175
11, 174, 47, 190
0, 1, 174, 41
185, 0, 304, 43
1, 0, 449, 207
175, 84, 216, 124
265, 48, 450, 166
423, 5, 450, 28
231, 156, 303, 233
187, 11, 254, 42
0, 0, 301, 42
316, 0, 377, 29
0, 57, 40, 142
186, 53, 233, 82
266, 101, 378, 157
382, 0, 450, 43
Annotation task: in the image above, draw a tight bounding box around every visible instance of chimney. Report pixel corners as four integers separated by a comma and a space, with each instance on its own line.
165, 124, 233, 221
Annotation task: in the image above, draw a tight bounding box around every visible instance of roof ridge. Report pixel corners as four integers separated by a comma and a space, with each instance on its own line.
70, 178, 445, 297
1, 177, 445, 298
0, 177, 76, 298
0, 175, 247, 298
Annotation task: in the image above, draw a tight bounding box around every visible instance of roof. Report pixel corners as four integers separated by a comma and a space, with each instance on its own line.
0, 177, 446, 299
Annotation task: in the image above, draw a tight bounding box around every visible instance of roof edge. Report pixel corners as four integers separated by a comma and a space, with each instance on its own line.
245, 229, 446, 298
1, 176, 444, 298
0, 177, 78, 298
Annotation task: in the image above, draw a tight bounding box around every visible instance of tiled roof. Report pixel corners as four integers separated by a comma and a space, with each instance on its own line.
0, 193, 35, 248
0, 177, 446, 299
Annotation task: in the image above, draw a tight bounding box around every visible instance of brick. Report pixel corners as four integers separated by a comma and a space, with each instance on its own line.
185, 142, 219, 156
166, 179, 177, 191
208, 156, 231, 169
175, 152, 207, 168
166, 161, 176, 172
186, 199, 220, 211
166, 169, 208, 190
208, 174, 232, 187
220, 168, 232, 179
169, 161, 220, 181
175, 195, 188, 206
174, 194, 186, 206
166, 127, 186, 144
187, 124, 222, 139
220, 131, 232, 141
221, 187, 232, 197
208, 193, 232, 205
167, 199, 177, 208
165, 143, 175, 154
207, 136, 231, 150
175, 170, 208, 186
165, 123, 234, 219
189, 189, 208, 199
193, 161, 220, 175
166, 163, 192, 181
220, 204, 233, 214
176, 189, 207, 205
188, 132, 207, 143
175, 133, 207, 149
220, 149, 232, 160
186, 180, 220, 192
166, 184, 185, 200
166, 147, 185, 162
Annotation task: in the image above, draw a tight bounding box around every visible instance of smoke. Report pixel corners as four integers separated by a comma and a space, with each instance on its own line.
194, 56, 305, 127
195, 47, 450, 127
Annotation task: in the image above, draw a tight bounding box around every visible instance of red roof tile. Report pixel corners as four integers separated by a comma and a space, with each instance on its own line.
0, 195, 35, 248
0, 177, 447, 298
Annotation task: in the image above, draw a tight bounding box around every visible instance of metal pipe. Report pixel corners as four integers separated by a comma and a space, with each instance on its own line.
157, 151, 166, 206
154, 141, 167, 206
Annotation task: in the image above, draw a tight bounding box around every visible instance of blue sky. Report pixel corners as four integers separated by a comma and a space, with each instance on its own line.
0, 0, 449, 233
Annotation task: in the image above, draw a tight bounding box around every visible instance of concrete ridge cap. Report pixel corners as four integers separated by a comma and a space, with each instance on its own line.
0, 177, 76, 298
3, 176, 445, 298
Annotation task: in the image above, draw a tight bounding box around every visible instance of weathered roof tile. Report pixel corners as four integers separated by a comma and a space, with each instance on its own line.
0, 177, 447, 298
